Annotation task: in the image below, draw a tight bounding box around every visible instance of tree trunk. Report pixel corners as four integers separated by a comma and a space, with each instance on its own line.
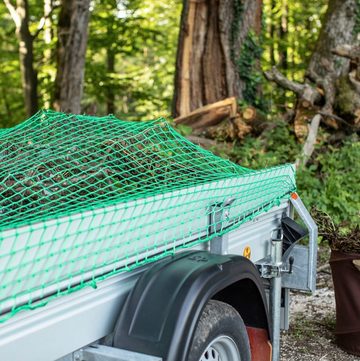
173, 0, 262, 117
4, 0, 38, 117
43, 0, 54, 108
307, 0, 357, 79
43, 0, 53, 47
269, 0, 276, 66
279, 0, 288, 71
53, 0, 91, 114
106, 49, 115, 114
265, 0, 360, 138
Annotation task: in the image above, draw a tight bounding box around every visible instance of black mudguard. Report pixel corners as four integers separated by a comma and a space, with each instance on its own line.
112, 250, 269, 361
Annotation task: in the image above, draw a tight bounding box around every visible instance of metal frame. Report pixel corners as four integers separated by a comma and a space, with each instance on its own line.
289, 193, 318, 292
265, 193, 317, 361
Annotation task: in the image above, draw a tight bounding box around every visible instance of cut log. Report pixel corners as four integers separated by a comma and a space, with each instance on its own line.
293, 106, 318, 141
242, 106, 257, 121
174, 97, 237, 129
202, 120, 236, 141
233, 115, 252, 139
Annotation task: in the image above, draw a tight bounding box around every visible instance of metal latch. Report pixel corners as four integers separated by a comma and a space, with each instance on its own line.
256, 229, 294, 278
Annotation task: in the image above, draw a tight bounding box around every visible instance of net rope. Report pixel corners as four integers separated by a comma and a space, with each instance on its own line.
0, 109, 296, 322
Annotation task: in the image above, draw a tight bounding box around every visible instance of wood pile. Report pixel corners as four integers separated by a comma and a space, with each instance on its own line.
174, 97, 268, 145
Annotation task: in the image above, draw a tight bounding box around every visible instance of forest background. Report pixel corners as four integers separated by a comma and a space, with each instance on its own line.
0, 0, 359, 230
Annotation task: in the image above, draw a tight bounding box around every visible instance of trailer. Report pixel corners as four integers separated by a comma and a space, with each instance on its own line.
0, 110, 317, 361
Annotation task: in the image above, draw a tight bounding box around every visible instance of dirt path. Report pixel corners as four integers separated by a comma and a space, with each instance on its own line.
280, 263, 360, 361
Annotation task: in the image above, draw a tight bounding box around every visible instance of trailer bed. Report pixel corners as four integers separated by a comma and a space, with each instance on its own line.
0, 166, 294, 317
0, 202, 291, 361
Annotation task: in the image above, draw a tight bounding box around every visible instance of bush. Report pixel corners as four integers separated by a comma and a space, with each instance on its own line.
210, 123, 359, 228
297, 139, 360, 228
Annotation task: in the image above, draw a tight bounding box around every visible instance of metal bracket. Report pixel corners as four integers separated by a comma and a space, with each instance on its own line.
73, 345, 162, 361
257, 258, 294, 278
208, 197, 235, 255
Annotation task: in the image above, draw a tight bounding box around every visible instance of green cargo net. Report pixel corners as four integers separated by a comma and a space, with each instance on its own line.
0, 109, 296, 322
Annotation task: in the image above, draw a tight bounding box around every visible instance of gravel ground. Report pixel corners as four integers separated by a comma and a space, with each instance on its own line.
280, 260, 360, 361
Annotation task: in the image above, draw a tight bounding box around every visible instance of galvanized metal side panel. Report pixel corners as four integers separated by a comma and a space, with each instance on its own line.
0, 269, 143, 361
281, 246, 311, 290
0, 168, 294, 313
226, 202, 289, 262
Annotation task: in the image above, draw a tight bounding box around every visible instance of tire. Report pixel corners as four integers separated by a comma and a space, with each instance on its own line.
188, 300, 251, 361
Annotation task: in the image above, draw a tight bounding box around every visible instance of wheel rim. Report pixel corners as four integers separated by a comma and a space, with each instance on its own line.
199, 335, 241, 361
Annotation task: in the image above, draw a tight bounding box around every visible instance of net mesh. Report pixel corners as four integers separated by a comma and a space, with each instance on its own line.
0, 109, 296, 322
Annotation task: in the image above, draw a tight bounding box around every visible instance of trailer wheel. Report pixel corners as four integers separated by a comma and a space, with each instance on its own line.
188, 300, 251, 361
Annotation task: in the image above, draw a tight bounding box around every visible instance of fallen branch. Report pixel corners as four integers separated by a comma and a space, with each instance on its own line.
174, 97, 237, 129
317, 111, 353, 127
295, 114, 322, 168
331, 44, 360, 63
186, 135, 219, 148
332, 44, 360, 81
264, 67, 322, 107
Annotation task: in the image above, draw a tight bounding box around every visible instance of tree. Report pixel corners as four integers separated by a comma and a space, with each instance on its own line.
3, 0, 38, 117
84, 0, 182, 118
265, 0, 360, 143
307, 0, 358, 80
304, 0, 359, 120
53, 0, 91, 114
173, 0, 263, 117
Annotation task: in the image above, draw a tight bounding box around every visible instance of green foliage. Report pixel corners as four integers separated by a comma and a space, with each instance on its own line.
262, 0, 327, 109
212, 119, 300, 168
85, 0, 182, 119
230, 0, 244, 63
210, 124, 359, 228
0, 0, 182, 125
0, 0, 330, 124
0, 6, 24, 127
0, 0, 357, 232
297, 139, 360, 227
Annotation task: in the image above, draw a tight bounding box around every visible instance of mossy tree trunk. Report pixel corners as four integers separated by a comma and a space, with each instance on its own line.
307, 0, 357, 80
173, 0, 262, 118
306, 0, 359, 120
266, 0, 360, 140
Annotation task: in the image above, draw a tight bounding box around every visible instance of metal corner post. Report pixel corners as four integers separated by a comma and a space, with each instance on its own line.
289, 193, 318, 292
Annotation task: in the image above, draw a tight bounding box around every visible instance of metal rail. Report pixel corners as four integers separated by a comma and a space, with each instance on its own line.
74, 345, 161, 361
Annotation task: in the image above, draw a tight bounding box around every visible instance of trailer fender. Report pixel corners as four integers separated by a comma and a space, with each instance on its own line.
112, 250, 270, 361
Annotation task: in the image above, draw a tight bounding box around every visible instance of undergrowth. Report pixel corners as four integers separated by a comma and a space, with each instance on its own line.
209, 122, 359, 229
